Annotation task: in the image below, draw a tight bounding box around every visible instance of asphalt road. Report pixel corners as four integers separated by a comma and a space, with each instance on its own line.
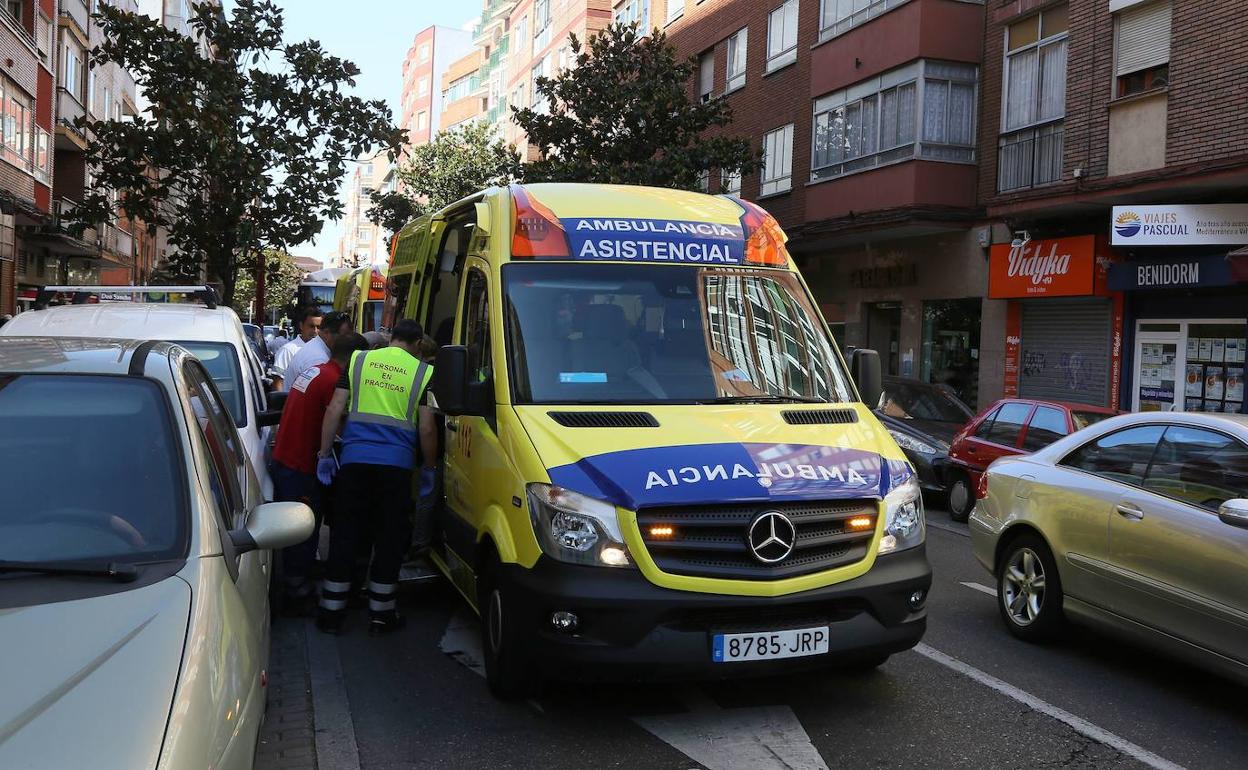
285, 508, 1248, 770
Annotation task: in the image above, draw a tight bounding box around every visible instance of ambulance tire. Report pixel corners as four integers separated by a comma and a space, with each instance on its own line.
479, 556, 539, 700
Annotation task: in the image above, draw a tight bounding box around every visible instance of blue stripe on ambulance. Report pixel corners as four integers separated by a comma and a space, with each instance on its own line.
544, 442, 915, 510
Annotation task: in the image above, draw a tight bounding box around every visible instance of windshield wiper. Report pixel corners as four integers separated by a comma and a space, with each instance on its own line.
698, 395, 830, 405
0, 560, 139, 582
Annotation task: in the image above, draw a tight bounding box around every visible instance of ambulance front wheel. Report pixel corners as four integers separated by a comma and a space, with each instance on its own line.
479, 558, 539, 700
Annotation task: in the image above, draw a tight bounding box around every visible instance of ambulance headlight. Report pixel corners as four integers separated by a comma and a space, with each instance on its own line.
878, 476, 925, 555
527, 483, 633, 568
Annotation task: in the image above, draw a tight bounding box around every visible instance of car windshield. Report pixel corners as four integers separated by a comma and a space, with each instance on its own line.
503, 263, 853, 405
1072, 411, 1112, 430
175, 340, 245, 426
880, 380, 973, 423
0, 375, 186, 564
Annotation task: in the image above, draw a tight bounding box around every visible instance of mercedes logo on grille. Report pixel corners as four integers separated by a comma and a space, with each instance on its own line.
747, 510, 797, 564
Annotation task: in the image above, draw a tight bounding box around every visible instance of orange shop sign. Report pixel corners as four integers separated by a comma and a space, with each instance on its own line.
988, 235, 1096, 299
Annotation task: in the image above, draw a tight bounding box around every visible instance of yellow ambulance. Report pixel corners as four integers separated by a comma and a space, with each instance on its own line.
390, 183, 930, 697
333, 264, 388, 333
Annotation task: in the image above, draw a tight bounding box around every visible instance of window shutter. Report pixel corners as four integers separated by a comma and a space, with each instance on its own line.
1115, 0, 1171, 77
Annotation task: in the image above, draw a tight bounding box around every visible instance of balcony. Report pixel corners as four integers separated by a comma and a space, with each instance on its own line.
997, 122, 1064, 193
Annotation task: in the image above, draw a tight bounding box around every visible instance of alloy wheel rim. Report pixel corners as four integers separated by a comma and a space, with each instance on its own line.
488, 589, 504, 653
1002, 547, 1046, 626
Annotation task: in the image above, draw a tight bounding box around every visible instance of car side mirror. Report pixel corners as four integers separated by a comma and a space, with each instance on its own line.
1217, 499, 1248, 529
267, 390, 288, 411
851, 348, 883, 410
229, 502, 313, 555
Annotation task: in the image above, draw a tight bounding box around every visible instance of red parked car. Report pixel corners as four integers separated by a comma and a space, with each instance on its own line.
944, 398, 1119, 521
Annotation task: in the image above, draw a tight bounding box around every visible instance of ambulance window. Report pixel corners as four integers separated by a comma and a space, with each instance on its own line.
461, 269, 492, 385
428, 215, 474, 345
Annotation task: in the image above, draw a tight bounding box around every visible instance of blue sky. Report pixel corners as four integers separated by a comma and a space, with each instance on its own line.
252, 2, 478, 262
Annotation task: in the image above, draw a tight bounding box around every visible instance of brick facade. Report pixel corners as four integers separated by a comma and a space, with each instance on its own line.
980, 0, 1248, 219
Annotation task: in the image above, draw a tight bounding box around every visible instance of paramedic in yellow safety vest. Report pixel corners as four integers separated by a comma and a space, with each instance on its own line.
313, 319, 437, 636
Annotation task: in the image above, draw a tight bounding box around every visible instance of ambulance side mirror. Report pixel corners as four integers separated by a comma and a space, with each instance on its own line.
436, 341, 489, 414
851, 348, 883, 409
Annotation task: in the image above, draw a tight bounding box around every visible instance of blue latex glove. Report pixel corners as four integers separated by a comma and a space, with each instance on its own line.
419, 467, 436, 498
316, 456, 337, 486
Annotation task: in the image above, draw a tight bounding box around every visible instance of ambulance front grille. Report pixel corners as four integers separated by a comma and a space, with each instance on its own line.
636, 500, 878, 581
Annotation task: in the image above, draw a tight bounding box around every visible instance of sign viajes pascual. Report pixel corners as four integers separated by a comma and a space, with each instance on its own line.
1111, 204, 1248, 246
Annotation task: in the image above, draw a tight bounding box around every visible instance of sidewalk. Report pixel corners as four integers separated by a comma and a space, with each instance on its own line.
256, 617, 319, 769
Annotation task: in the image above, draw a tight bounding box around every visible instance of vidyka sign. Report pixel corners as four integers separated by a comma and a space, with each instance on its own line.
562, 217, 746, 264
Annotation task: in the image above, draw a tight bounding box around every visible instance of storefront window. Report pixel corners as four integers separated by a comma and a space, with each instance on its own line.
922, 298, 980, 407
1135, 319, 1246, 414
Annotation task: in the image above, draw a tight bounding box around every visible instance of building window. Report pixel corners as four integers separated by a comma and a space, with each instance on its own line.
614, 0, 650, 28
0, 77, 33, 173
722, 167, 742, 195
534, 0, 552, 50
417, 77, 429, 97
4, 0, 21, 24
767, 0, 799, 73
361, 162, 374, 176
63, 39, 87, 102
666, 0, 684, 24
1114, 1, 1170, 97
531, 56, 550, 114
698, 50, 714, 102
811, 60, 976, 182
726, 28, 747, 93
100, 87, 112, 122
761, 123, 794, 196
511, 83, 526, 110
444, 73, 473, 105
819, 0, 916, 43
357, 227, 371, 243
416, 111, 428, 131
998, 6, 1068, 191
514, 16, 528, 55
418, 43, 430, 63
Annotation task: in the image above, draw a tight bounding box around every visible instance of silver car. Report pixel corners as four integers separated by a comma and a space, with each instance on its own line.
0, 337, 312, 768
970, 411, 1248, 683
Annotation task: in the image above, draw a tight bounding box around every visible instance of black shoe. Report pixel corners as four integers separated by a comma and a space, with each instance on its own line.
316, 609, 345, 635
368, 612, 407, 637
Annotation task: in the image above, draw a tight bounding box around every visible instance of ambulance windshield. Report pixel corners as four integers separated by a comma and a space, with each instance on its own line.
503, 263, 853, 405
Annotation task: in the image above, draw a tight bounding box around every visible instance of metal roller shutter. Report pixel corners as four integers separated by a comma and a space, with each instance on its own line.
1019, 299, 1112, 407
1115, 0, 1171, 77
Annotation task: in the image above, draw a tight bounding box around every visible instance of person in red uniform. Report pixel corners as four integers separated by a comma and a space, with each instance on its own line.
271, 332, 369, 611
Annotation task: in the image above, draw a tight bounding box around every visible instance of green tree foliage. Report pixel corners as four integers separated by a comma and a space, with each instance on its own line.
231, 249, 303, 322
513, 23, 759, 190
77, 1, 401, 304
368, 123, 523, 236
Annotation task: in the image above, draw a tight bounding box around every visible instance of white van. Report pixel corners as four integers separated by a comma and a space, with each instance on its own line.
1, 287, 280, 499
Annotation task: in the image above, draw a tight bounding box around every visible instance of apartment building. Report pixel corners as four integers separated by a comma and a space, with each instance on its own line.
978, 0, 1248, 414
26, 0, 142, 294
440, 47, 487, 131
400, 25, 473, 150
470, 0, 611, 155
0, 0, 55, 316
335, 153, 392, 269
665, 0, 993, 407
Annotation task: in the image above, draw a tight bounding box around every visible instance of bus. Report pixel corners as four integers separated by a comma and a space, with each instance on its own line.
298, 267, 350, 315
333, 264, 388, 333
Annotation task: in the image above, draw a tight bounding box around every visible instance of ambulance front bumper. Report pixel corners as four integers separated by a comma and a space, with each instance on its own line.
499, 545, 930, 681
